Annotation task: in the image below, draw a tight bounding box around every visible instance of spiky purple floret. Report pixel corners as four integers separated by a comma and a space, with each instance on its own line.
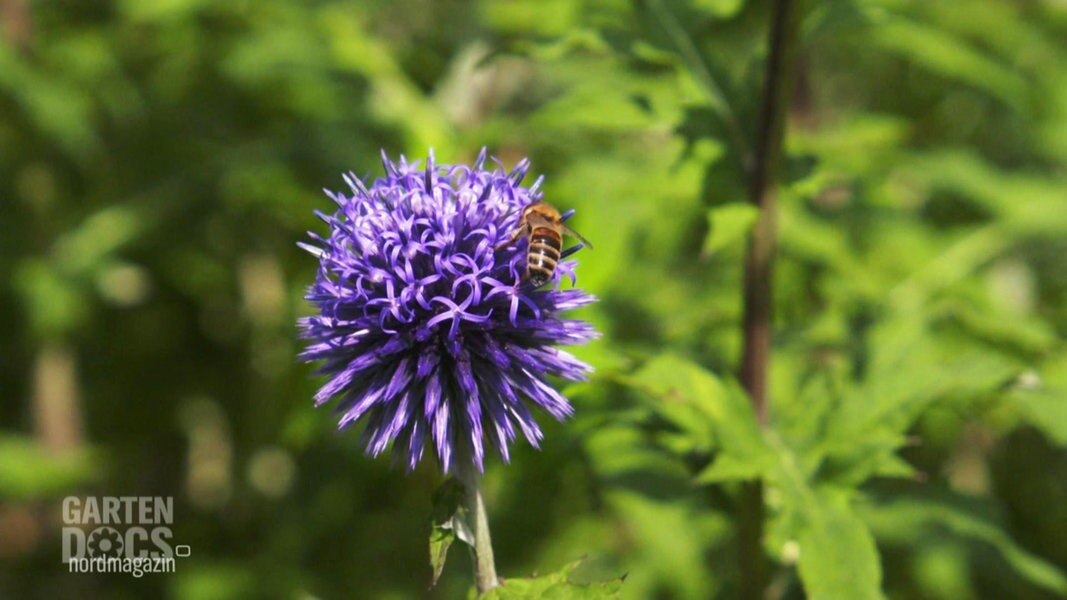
299, 149, 598, 473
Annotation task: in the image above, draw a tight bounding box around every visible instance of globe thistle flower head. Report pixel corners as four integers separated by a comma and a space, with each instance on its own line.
299, 149, 598, 473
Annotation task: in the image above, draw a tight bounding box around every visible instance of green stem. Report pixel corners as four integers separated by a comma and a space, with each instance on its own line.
456, 463, 500, 595
739, 0, 802, 598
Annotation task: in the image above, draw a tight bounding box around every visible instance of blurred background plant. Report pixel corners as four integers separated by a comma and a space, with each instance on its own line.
1, 0, 1066, 598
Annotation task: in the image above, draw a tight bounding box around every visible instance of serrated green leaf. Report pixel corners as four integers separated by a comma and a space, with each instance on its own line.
531, 78, 662, 132
765, 434, 884, 600
868, 453, 919, 480
695, 454, 766, 484
702, 203, 759, 256
823, 320, 1022, 467
626, 354, 773, 471
797, 498, 884, 600
818, 433, 916, 488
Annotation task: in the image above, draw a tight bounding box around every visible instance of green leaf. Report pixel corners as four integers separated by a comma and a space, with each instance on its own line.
429, 522, 455, 588
320, 5, 454, 154
796, 497, 884, 600
869, 17, 1029, 109
1011, 354, 1067, 446
481, 0, 580, 37
765, 434, 884, 600
823, 320, 1022, 465
900, 150, 1067, 237
118, 0, 214, 22
692, 0, 745, 19
0, 435, 100, 499
0, 46, 99, 158
814, 422, 921, 488
430, 479, 472, 587
531, 74, 662, 132
603, 491, 718, 598
695, 454, 766, 484
642, 0, 740, 141
172, 562, 257, 600
626, 354, 772, 470
13, 260, 89, 340
1016, 388, 1067, 446
584, 425, 690, 480
482, 559, 624, 599
862, 496, 1067, 595
54, 205, 146, 276
702, 203, 759, 257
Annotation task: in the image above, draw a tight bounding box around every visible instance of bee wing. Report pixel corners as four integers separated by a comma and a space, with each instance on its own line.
562, 225, 593, 250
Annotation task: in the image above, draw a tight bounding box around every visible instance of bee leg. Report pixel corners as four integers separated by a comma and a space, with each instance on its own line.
495, 224, 528, 251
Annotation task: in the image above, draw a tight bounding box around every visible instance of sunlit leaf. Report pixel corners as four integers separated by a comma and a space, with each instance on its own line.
626, 354, 772, 470
482, 559, 624, 599
766, 434, 884, 600
796, 497, 884, 600
430, 479, 473, 587
692, 0, 745, 19
702, 203, 759, 256
0, 436, 100, 499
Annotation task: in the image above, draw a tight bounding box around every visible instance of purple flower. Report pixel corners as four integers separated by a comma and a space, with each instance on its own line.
299, 150, 598, 473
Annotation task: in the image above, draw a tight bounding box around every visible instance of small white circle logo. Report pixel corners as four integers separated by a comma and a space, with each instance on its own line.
87, 527, 125, 558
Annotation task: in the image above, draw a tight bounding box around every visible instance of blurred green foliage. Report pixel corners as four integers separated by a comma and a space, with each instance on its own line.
2, 0, 1067, 598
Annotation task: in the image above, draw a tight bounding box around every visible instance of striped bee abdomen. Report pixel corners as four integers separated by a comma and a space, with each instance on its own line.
526, 228, 562, 287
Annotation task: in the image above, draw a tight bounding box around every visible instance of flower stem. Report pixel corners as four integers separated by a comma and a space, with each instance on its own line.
739, 0, 802, 598
455, 464, 500, 595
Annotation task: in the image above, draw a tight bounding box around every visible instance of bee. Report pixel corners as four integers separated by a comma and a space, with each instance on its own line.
499, 202, 592, 287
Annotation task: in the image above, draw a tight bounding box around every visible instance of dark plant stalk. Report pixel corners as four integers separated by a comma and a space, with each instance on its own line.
0, 0, 32, 50
33, 343, 84, 454
739, 0, 802, 598
455, 464, 500, 595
